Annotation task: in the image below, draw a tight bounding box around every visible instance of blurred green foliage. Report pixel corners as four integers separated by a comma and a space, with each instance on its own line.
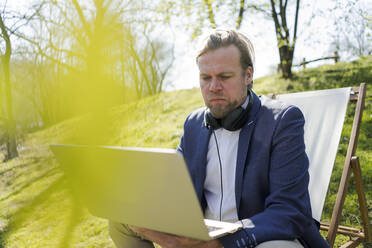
0, 56, 371, 247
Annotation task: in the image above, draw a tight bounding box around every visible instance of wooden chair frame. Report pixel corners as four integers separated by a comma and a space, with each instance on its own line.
271, 83, 370, 247
320, 83, 371, 247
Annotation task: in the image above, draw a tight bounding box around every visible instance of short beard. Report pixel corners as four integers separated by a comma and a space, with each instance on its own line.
208, 100, 239, 119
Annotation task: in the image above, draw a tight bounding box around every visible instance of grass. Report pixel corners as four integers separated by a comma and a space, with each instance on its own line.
0, 56, 371, 247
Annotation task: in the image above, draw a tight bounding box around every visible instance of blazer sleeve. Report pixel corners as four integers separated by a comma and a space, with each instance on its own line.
177, 134, 184, 155
177, 112, 191, 155
219, 106, 316, 247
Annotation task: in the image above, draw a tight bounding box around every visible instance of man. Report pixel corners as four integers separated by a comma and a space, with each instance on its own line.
109, 29, 329, 248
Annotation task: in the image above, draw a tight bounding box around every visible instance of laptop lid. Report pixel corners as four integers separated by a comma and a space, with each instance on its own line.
51, 144, 214, 240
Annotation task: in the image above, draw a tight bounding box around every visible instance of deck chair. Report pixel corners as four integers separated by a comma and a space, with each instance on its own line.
271, 83, 370, 247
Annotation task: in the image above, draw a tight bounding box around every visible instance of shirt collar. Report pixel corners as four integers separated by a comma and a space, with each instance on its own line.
241, 94, 250, 109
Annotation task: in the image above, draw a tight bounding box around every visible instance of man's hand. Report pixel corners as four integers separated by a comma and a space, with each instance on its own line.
130, 226, 223, 248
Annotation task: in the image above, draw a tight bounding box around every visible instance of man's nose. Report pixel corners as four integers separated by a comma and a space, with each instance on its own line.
209, 78, 222, 91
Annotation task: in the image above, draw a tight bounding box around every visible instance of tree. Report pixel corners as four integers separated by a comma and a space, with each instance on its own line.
161, 0, 301, 79
269, 0, 300, 79
0, 11, 18, 160
124, 25, 175, 98
160, 0, 249, 37
201, 0, 247, 29
7, 0, 174, 127
328, 0, 372, 60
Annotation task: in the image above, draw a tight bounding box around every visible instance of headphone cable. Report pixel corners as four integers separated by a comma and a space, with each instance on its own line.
212, 130, 224, 221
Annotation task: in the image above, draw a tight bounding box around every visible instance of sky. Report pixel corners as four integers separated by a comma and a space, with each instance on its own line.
2, 0, 371, 91
165, 0, 371, 90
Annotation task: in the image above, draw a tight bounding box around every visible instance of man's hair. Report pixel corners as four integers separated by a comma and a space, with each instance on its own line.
196, 29, 255, 74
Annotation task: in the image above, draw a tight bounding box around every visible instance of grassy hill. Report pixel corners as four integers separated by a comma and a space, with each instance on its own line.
0, 56, 371, 247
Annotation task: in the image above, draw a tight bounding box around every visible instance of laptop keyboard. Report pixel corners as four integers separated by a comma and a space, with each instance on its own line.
207, 225, 223, 232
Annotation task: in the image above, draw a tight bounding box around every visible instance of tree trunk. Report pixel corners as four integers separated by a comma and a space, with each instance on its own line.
0, 13, 18, 161
4, 123, 18, 160
270, 0, 300, 79
279, 45, 294, 79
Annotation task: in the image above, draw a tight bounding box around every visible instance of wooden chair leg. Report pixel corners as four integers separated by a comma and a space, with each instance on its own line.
351, 156, 371, 243
327, 83, 366, 247
327, 158, 353, 247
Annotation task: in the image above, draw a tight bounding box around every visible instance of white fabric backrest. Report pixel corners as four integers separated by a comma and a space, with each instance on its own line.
276, 87, 351, 221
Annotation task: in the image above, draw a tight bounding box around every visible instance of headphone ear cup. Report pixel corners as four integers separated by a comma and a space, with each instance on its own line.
204, 110, 220, 129
220, 107, 244, 130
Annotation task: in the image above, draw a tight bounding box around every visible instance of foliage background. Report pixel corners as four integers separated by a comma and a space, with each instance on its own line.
0, 55, 371, 247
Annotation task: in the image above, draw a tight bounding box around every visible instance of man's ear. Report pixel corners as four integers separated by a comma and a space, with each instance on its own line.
244, 66, 253, 86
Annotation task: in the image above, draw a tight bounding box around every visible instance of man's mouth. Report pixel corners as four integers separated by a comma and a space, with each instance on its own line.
209, 98, 226, 103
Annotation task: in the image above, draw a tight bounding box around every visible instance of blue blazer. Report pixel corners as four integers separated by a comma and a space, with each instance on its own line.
177, 91, 329, 248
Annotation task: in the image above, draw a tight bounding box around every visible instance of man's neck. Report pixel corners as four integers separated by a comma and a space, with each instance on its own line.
241, 94, 249, 109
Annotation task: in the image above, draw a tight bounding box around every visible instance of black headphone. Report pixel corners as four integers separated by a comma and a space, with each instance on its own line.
204, 90, 254, 131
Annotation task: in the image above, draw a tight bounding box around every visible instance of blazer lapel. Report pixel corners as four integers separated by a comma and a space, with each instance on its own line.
192, 126, 211, 204
235, 92, 261, 214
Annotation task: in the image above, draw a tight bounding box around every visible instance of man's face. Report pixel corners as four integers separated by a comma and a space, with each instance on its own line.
198, 45, 253, 119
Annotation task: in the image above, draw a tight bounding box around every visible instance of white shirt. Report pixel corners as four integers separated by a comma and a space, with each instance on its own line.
204, 128, 240, 222
204, 96, 249, 223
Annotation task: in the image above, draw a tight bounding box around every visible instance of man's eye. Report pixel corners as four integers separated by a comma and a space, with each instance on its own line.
220, 76, 231, 80
201, 77, 211, 81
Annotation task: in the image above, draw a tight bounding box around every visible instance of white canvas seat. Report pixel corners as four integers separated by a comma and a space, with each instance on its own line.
271, 83, 370, 247
276, 87, 350, 222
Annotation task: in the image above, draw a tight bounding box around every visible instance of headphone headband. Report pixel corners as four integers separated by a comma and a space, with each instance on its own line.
204, 90, 253, 131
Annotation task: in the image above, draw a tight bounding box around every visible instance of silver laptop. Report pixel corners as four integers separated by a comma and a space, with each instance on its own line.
50, 144, 242, 240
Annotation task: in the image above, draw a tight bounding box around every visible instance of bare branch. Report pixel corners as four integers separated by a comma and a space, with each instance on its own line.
284, 0, 288, 11
7, 2, 45, 33
127, 36, 152, 95
279, 0, 290, 44
71, 0, 92, 38
246, 4, 271, 16
34, 9, 89, 52
47, 37, 85, 60
203, 0, 216, 28
1, 0, 8, 15
292, 0, 300, 48
12, 31, 79, 73
236, 0, 246, 29
270, 0, 284, 40
0, 13, 11, 60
